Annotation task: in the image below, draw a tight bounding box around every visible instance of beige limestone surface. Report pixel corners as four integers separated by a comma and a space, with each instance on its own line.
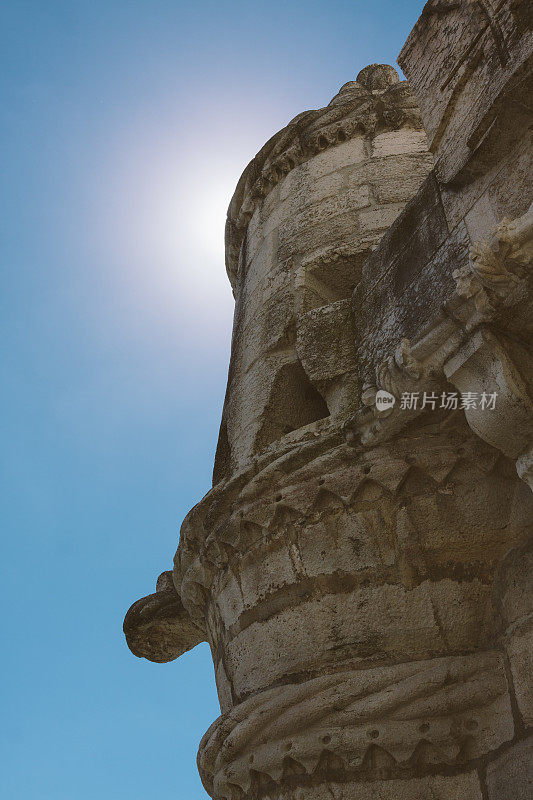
125, 5, 533, 797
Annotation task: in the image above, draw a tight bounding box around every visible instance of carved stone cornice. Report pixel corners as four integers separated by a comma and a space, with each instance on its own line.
171, 412, 510, 640
225, 64, 425, 289
174, 424, 348, 628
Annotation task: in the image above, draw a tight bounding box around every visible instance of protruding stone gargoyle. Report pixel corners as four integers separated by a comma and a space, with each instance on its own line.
125, 5, 533, 798
123, 571, 204, 663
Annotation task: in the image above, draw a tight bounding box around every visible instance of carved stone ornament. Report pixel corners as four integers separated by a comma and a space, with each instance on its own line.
453, 201, 533, 316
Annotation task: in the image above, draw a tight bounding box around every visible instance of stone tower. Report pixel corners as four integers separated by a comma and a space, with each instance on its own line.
125, 4, 533, 799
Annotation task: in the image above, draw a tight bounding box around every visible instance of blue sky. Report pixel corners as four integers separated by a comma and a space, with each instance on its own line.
1, 1, 425, 797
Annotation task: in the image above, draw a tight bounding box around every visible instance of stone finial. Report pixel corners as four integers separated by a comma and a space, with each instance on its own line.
356, 63, 400, 91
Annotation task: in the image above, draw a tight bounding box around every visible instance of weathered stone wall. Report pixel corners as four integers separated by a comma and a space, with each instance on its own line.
124, 4, 533, 799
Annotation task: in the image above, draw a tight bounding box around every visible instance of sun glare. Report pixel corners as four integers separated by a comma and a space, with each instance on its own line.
184, 172, 233, 262
137, 158, 241, 295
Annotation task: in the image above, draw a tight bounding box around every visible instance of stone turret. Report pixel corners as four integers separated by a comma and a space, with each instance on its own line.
125, 8, 533, 796
216, 65, 433, 479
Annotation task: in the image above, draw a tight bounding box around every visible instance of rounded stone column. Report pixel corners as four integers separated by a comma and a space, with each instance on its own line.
125, 65, 533, 800
217, 63, 433, 477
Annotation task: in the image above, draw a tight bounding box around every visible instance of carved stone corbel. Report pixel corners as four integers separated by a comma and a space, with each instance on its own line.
447, 202, 533, 487
453, 201, 533, 318
344, 339, 446, 447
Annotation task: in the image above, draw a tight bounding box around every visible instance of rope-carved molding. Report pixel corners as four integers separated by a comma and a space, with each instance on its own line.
225, 64, 425, 289
197, 651, 511, 799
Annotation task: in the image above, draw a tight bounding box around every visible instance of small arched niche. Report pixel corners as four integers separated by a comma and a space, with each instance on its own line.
254, 360, 330, 454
